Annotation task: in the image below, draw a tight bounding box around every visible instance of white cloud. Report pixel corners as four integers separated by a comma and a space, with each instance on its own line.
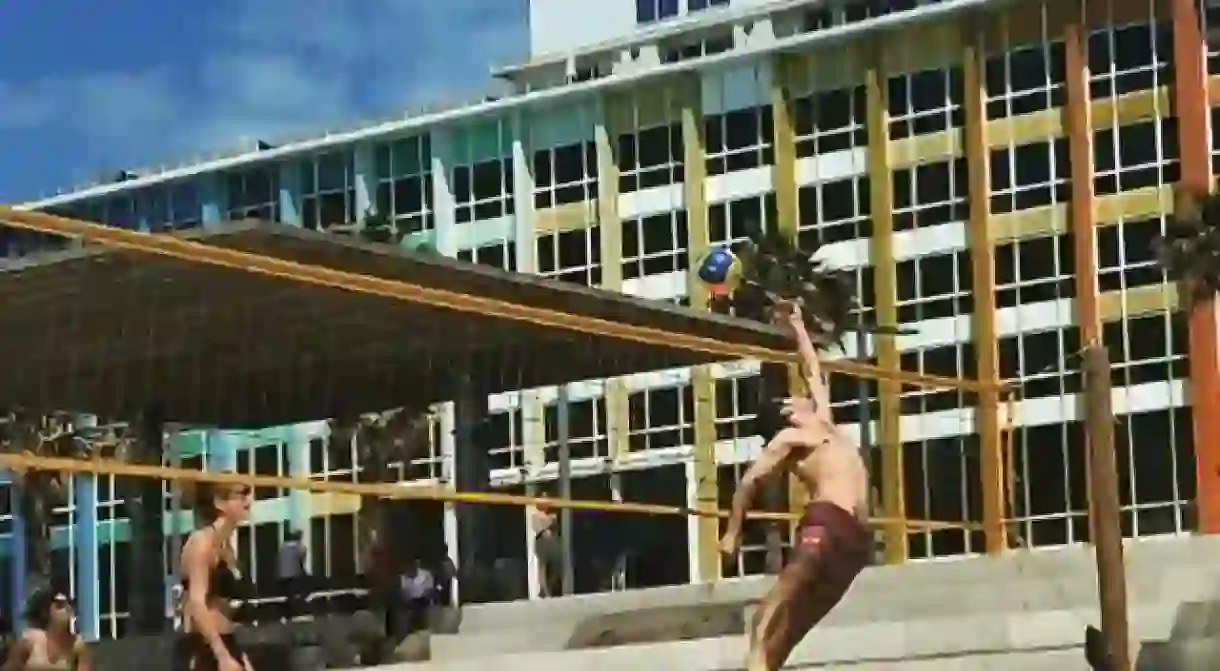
0, 0, 528, 179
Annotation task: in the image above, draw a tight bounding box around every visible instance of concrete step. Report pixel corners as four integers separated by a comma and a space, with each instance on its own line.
419, 601, 1185, 667
456, 536, 1220, 633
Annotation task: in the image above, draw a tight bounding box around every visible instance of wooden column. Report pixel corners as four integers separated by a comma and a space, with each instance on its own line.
961, 21, 1007, 555
1084, 345, 1132, 671
596, 96, 631, 473
1062, 1, 1103, 541
864, 51, 905, 564
682, 76, 720, 583
1170, 0, 1220, 533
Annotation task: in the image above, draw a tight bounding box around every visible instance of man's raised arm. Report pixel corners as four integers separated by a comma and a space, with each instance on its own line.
784, 303, 832, 423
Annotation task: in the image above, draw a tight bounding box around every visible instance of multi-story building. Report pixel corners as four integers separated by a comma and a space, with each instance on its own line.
0, 0, 1214, 641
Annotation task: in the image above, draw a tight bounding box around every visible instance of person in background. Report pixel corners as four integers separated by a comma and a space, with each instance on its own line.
3, 587, 93, 671
400, 558, 435, 633
433, 544, 457, 606
532, 504, 563, 598
276, 530, 309, 620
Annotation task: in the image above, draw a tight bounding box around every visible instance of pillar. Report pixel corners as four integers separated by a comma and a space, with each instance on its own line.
679, 73, 720, 584
453, 368, 491, 601
200, 174, 227, 227
511, 113, 537, 273
1063, 2, 1103, 538
354, 144, 376, 220
286, 428, 311, 536
278, 162, 301, 225
207, 430, 239, 472
73, 472, 100, 640
962, 20, 1006, 554
1170, 0, 1220, 533
430, 131, 458, 257
864, 48, 904, 564
9, 482, 25, 629
128, 407, 167, 634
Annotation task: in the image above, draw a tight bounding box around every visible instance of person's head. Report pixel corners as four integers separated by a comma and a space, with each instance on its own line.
24, 587, 73, 632
286, 530, 303, 543
181, 475, 252, 527
404, 557, 419, 574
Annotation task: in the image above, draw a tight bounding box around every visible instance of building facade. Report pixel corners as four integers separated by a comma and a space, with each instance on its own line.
2, 0, 1215, 641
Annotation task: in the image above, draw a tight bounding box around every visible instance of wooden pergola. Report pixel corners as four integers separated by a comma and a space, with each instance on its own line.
0, 220, 792, 427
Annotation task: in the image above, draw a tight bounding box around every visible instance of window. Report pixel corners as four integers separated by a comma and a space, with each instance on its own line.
709, 194, 778, 246
383, 412, 445, 483
311, 512, 358, 578
1111, 407, 1194, 538
237, 442, 285, 500
543, 396, 608, 461
312, 432, 356, 483
621, 210, 689, 280
300, 151, 356, 230
660, 33, 735, 64
902, 434, 983, 558
225, 167, 279, 221
997, 327, 1083, 400
617, 123, 685, 193
718, 458, 790, 577
537, 226, 601, 286
452, 120, 515, 224
457, 240, 517, 271
1092, 118, 1180, 197
688, 0, 729, 9
484, 407, 526, 471
704, 104, 774, 175
983, 41, 1066, 120
797, 177, 871, 246
1008, 421, 1089, 547
137, 182, 202, 232
375, 136, 434, 235
627, 385, 694, 451
1096, 216, 1168, 293
898, 342, 976, 415
533, 141, 598, 208
895, 250, 973, 323
1087, 20, 1172, 99
989, 139, 1070, 214
637, 0, 679, 23
1101, 312, 1189, 388
792, 85, 868, 157
993, 234, 1075, 309
890, 158, 968, 232
887, 67, 964, 140
714, 374, 759, 440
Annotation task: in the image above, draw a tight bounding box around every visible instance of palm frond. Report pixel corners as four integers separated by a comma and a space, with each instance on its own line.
719, 224, 857, 347
1155, 185, 1220, 304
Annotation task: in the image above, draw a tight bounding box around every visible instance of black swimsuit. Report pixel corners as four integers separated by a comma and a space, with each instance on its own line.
176, 556, 251, 671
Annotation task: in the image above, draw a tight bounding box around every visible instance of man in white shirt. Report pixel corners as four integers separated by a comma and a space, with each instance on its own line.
401, 558, 434, 633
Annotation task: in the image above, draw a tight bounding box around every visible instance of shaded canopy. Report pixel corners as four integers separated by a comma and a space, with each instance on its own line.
0, 221, 791, 427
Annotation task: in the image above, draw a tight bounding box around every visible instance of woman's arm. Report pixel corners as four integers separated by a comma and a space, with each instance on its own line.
1, 637, 31, 671
182, 532, 238, 668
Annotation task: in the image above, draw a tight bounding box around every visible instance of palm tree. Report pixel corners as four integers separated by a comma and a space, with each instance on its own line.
1155, 186, 1220, 305
329, 408, 434, 574
0, 410, 76, 599
709, 226, 857, 573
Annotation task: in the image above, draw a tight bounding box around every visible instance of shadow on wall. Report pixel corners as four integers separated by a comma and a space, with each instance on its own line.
1134, 600, 1220, 670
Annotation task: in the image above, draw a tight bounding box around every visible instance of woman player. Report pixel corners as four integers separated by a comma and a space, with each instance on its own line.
2, 586, 92, 671
176, 479, 254, 671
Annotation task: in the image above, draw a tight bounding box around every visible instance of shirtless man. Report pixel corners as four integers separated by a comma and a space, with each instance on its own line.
720, 302, 871, 671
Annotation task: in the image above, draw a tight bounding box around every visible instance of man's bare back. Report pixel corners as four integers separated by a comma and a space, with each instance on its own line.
719, 303, 873, 671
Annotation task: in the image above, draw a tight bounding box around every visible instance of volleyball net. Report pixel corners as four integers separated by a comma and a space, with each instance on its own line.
0, 209, 1014, 595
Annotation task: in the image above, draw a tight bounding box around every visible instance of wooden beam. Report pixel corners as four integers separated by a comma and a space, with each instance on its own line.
1170, 0, 1220, 534
864, 51, 905, 564
1083, 345, 1132, 671
961, 20, 1006, 555
770, 52, 808, 566
681, 76, 720, 584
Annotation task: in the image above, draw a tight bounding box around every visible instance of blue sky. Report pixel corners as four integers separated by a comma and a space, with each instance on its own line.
0, 0, 530, 202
